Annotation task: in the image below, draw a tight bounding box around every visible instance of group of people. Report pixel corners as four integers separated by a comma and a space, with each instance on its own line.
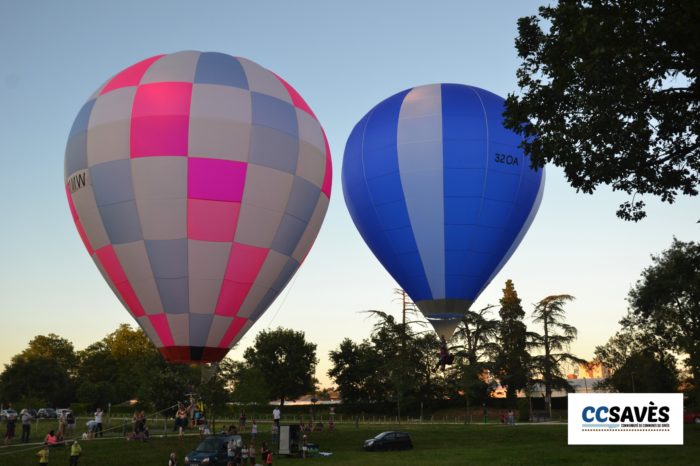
35, 440, 82, 465
227, 439, 273, 466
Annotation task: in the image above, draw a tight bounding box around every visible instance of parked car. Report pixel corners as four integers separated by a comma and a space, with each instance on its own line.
684, 409, 700, 424
0, 408, 18, 420
184, 435, 241, 465
363, 431, 413, 451
56, 408, 72, 419
37, 408, 57, 419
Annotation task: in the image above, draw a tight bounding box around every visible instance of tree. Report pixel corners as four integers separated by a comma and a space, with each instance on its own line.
0, 334, 77, 406
328, 338, 388, 404
529, 295, 584, 416
493, 280, 530, 408
231, 363, 270, 405
243, 327, 317, 406
503, 0, 700, 221
604, 350, 679, 393
627, 238, 700, 402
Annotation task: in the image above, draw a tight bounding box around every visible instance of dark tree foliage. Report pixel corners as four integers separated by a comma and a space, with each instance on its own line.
328, 338, 388, 404
243, 327, 318, 406
606, 350, 679, 393
627, 238, 700, 401
493, 280, 531, 408
504, 0, 700, 221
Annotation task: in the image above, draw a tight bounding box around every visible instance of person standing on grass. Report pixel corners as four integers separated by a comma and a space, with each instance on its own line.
21, 408, 32, 443
250, 419, 257, 442
94, 408, 103, 438
4, 410, 16, 444
272, 407, 280, 428
168, 452, 177, 466
36, 445, 50, 465
239, 410, 247, 431
66, 411, 76, 438
69, 440, 82, 465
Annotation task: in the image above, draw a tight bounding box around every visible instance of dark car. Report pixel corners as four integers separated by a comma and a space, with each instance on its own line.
684, 409, 700, 424
37, 408, 57, 419
184, 435, 241, 465
363, 431, 413, 451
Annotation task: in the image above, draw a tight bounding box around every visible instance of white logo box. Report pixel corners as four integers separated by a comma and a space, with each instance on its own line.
568, 393, 683, 445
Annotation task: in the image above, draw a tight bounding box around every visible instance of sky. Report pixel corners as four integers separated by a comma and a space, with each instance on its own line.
0, 0, 697, 389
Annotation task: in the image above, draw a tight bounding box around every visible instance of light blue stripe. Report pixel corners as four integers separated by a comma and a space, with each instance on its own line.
397, 85, 445, 299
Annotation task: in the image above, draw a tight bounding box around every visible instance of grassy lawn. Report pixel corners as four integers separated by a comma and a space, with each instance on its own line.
1, 422, 698, 465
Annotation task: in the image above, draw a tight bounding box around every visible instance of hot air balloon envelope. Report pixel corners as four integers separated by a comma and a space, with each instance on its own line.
65, 51, 332, 363
342, 84, 543, 338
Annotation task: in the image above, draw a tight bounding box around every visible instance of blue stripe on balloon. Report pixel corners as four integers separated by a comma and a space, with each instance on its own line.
342, 88, 432, 301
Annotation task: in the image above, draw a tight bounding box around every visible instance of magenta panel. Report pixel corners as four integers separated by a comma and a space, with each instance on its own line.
321, 129, 332, 197
95, 245, 128, 284
187, 199, 241, 242
217, 316, 248, 347
115, 281, 146, 317
214, 280, 252, 317
132, 82, 193, 118
224, 243, 269, 283
148, 314, 174, 347
66, 184, 94, 255
188, 158, 247, 202
100, 55, 164, 96
130, 115, 189, 157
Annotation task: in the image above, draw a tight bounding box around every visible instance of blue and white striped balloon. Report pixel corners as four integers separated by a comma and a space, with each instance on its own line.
342, 84, 545, 338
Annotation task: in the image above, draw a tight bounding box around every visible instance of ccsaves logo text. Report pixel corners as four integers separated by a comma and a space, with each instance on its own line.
568, 393, 682, 445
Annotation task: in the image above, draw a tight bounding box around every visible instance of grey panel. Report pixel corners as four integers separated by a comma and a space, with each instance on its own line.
86, 120, 131, 166
234, 203, 284, 248
189, 313, 213, 347
236, 283, 270, 319
140, 50, 200, 84
194, 53, 249, 89
252, 249, 289, 289
71, 183, 110, 250
65, 132, 88, 180
295, 141, 325, 188
113, 240, 154, 281
286, 177, 321, 223
296, 109, 325, 152
136, 316, 163, 347
190, 84, 252, 122
90, 159, 135, 206
241, 164, 294, 213
188, 240, 231, 279
137, 198, 187, 240
205, 315, 232, 347
398, 85, 445, 298
130, 278, 165, 315
188, 117, 251, 161
248, 288, 280, 321
291, 195, 329, 262
167, 313, 190, 345
188, 278, 222, 315
271, 214, 307, 256
99, 200, 143, 244
131, 156, 187, 200
249, 126, 299, 173
146, 239, 188, 278
238, 58, 291, 103
251, 92, 298, 137
156, 278, 189, 314
226, 319, 253, 348
88, 86, 136, 127
69, 99, 95, 138
271, 256, 299, 292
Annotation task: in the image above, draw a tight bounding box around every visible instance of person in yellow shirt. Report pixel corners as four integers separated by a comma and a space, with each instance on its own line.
36, 445, 49, 464
70, 440, 82, 465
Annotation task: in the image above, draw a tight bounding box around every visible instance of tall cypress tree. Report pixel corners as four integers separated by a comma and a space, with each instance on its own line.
494, 280, 530, 408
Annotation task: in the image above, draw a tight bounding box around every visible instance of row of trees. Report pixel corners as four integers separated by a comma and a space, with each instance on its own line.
328, 283, 583, 417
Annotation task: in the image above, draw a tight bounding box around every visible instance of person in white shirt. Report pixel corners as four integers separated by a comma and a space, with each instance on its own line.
94, 408, 103, 438
272, 407, 280, 427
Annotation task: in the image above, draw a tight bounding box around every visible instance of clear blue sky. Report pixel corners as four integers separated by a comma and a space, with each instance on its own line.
0, 0, 697, 387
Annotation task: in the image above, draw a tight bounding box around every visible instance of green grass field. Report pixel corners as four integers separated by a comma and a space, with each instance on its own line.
1, 422, 698, 465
